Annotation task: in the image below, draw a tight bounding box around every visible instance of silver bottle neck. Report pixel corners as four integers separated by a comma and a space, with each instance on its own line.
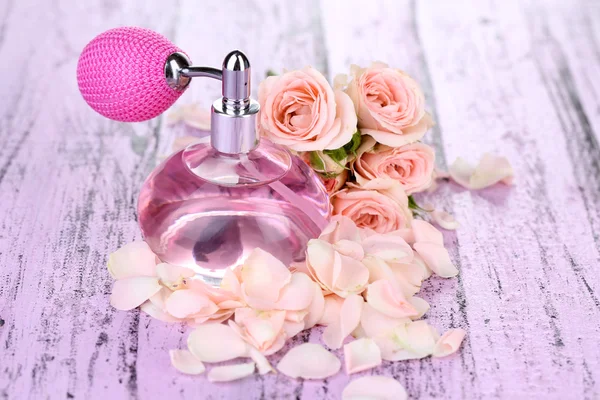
164, 50, 259, 154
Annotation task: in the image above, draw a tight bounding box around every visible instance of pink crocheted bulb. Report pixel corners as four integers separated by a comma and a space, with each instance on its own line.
77, 27, 186, 122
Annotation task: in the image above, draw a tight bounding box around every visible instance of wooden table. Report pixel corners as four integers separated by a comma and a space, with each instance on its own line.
1, 0, 599, 398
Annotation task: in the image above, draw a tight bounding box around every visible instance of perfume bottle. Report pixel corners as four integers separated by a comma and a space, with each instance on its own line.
76, 28, 330, 285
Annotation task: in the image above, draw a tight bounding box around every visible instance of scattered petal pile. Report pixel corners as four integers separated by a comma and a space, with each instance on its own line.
107, 216, 466, 392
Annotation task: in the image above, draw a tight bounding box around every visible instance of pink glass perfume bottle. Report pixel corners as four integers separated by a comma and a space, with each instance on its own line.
77, 27, 330, 285
137, 52, 329, 284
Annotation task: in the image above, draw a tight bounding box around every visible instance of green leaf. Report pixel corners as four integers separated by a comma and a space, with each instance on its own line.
265, 70, 277, 77
309, 151, 326, 171
323, 147, 348, 163
408, 195, 433, 212
343, 130, 362, 156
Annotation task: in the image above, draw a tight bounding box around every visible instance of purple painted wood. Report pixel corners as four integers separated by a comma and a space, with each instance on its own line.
1, 0, 599, 399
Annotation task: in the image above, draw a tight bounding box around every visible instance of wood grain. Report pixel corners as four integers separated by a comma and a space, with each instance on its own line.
1, 0, 599, 399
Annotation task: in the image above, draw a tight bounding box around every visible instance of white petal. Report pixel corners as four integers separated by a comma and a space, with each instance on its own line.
187, 323, 248, 362
169, 349, 205, 375
342, 376, 408, 400
277, 343, 341, 379
343, 338, 382, 374
207, 362, 255, 382
155, 263, 195, 289
276, 272, 316, 311
110, 277, 162, 311
140, 301, 182, 323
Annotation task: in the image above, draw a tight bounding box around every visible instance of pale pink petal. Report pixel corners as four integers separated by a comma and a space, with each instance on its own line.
362, 256, 396, 285
241, 248, 291, 307
155, 263, 195, 290
317, 294, 344, 326
285, 309, 309, 323
276, 272, 316, 311
432, 328, 466, 357
361, 234, 413, 263
187, 323, 248, 362
247, 346, 274, 375
110, 277, 162, 311
449, 154, 514, 190
333, 239, 365, 260
409, 296, 430, 319
283, 321, 305, 338
306, 239, 336, 293
232, 309, 287, 355
304, 283, 325, 329
140, 301, 182, 323
382, 320, 438, 361
411, 219, 443, 245
165, 289, 218, 319
277, 343, 341, 379
366, 280, 418, 318
169, 349, 205, 375
389, 228, 415, 245
207, 362, 255, 382
413, 242, 459, 278
360, 303, 408, 338
331, 254, 370, 297
220, 267, 242, 298
342, 376, 408, 400
319, 215, 362, 244
343, 338, 382, 374
389, 262, 425, 297
107, 241, 156, 279
431, 210, 460, 230
322, 294, 364, 349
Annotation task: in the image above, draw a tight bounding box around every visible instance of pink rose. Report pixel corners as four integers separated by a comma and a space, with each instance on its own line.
331, 180, 413, 233
345, 63, 433, 147
258, 67, 357, 151
352, 136, 435, 194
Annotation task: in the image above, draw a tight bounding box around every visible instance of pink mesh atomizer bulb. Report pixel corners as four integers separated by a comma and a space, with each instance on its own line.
77, 27, 330, 284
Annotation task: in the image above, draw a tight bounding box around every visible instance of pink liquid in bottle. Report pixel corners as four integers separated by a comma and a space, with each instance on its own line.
138, 138, 330, 285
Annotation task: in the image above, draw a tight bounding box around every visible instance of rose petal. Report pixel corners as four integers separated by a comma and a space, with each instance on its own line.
155, 263, 195, 290
277, 343, 341, 379
331, 253, 370, 297
382, 320, 438, 361
304, 283, 325, 329
409, 296, 430, 319
165, 289, 218, 319
317, 294, 345, 326
361, 234, 413, 263
360, 303, 408, 338
343, 338, 382, 374
432, 328, 466, 357
110, 277, 162, 311
283, 321, 305, 338
169, 349, 205, 375
322, 294, 364, 349
366, 280, 418, 318
187, 323, 248, 362
241, 248, 291, 308
276, 272, 316, 311
333, 239, 365, 260
247, 346, 274, 375
207, 362, 255, 382
107, 241, 156, 279
140, 300, 182, 323
431, 210, 460, 230
413, 242, 459, 278
342, 376, 408, 400
449, 154, 514, 190
411, 219, 443, 245
319, 216, 362, 244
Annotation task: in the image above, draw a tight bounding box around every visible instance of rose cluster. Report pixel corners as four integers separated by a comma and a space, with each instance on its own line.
258, 62, 436, 232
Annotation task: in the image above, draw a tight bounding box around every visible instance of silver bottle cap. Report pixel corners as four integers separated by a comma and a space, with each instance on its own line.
211, 51, 259, 154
